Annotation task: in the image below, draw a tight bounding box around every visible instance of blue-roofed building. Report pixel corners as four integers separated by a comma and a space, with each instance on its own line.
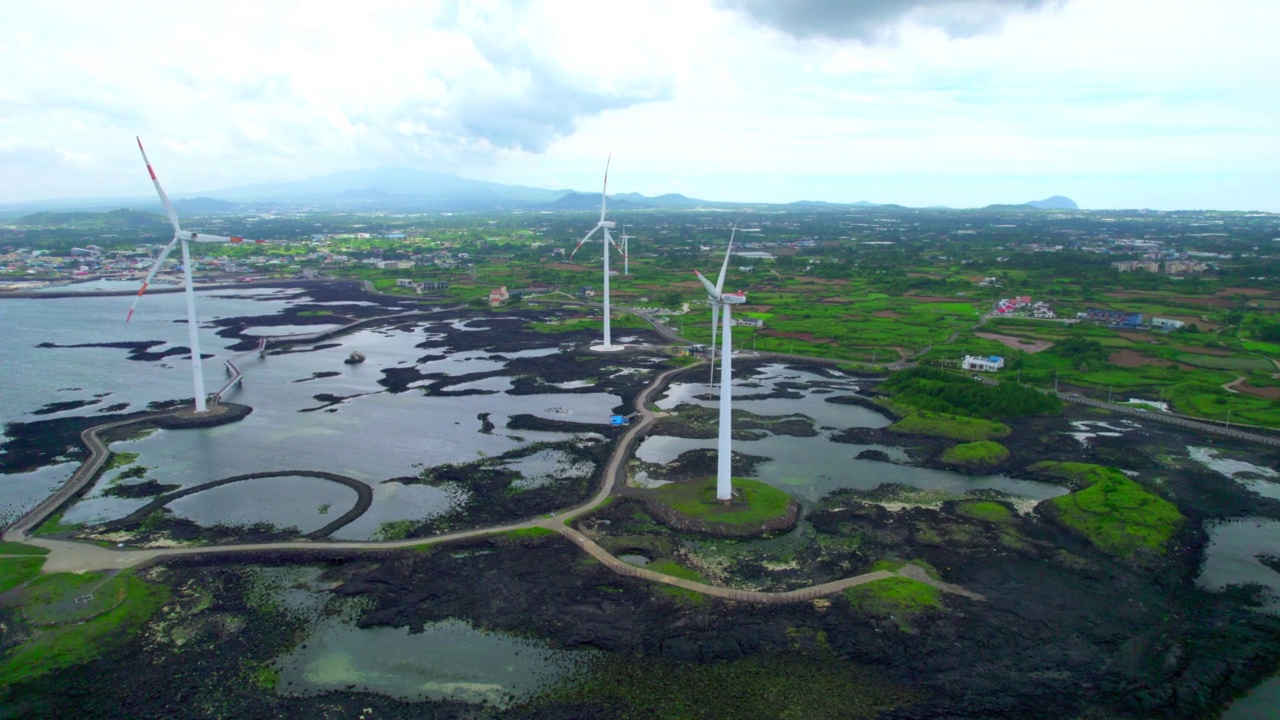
962, 355, 1005, 373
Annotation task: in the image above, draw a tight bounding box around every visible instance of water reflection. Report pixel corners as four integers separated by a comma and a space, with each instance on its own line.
1197, 518, 1280, 615
274, 617, 593, 706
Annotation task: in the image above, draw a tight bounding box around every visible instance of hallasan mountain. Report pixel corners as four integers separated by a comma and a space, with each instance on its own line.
0, 164, 1080, 216
984, 195, 1080, 211
1026, 195, 1079, 210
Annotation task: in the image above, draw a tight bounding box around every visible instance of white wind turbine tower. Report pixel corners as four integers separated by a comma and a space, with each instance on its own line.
128, 137, 264, 413
618, 224, 633, 276
569, 156, 624, 351
695, 230, 745, 502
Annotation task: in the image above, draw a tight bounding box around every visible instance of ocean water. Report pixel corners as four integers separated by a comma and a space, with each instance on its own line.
0, 288, 618, 538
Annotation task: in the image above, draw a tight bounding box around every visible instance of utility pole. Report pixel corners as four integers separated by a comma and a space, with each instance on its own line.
1054, 369, 1059, 394
1107, 385, 1112, 403
1226, 408, 1232, 429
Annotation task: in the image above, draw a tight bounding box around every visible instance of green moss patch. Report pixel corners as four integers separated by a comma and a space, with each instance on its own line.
955, 500, 1015, 523
647, 560, 710, 605
844, 576, 944, 631
940, 441, 1010, 469
1035, 461, 1184, 563
103, 451, 140, 471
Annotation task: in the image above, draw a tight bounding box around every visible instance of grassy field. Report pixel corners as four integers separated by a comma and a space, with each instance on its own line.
0, 541, 49, 556
0, 557, 46, 594
844, 576, 943, 632
0, 569, 169, 687
883, 401, 1012, 441
1035, 461, 1184, 563
940, 441, 1010, 469
648, 478, 793, 528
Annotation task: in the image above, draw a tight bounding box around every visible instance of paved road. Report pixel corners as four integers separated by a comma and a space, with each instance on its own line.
4, 357, 983, 605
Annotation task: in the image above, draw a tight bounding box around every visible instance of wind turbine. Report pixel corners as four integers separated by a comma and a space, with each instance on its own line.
695, 230, 745, 502
569, 156, 623, 350
129, 137, 263, 413
618, 224, 633, 276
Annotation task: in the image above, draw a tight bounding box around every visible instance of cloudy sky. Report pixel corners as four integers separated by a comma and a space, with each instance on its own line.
2, 0, 1277, 210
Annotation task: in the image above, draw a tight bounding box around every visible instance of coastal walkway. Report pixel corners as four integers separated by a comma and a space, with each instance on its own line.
2, 358, 984, 605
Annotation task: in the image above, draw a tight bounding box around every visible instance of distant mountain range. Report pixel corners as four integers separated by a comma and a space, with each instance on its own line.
0, 165, 1079, 218
985, 195, 1080, 211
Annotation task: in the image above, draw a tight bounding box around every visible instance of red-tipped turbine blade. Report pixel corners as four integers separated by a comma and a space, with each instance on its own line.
136, 137, 182, 234
126, 237, 179, 322
570, 226, 598, 261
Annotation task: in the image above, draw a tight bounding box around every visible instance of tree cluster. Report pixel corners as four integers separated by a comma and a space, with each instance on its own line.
883, 367, 1062, 419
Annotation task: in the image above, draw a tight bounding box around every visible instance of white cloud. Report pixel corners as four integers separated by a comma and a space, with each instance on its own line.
0, 0, 1277, 210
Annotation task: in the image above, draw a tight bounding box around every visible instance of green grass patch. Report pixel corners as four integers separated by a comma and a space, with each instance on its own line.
940, 441, 1010, 468
647, 559, 709, 584
19, 572, 127, 625
103, 451, 140, 470
252, 663, 281, 691
844, 577, 943, 631
1241, 340, 1280, 355
955, 500, 1015, 523
0, 557, 46, 594
647, 559, 710, 605
1035, 461, 1184, 563
0, 570, 169, 687
31, 511, 83, 537
648, 478, 793, 527
885, 402, 1011, 441
0, 542, 49, 556
870, 558, 941, 579
504, 526, 557, 539
372, 519, 416, 541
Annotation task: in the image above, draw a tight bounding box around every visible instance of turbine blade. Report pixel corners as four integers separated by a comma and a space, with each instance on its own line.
693, 270, 720, 299
570, 226, 599, 261
126, 236, 179, 322
136, 137, 181, 234
715, 228, 735, 294
186, 232, 249, 243
599, 154, 611, 224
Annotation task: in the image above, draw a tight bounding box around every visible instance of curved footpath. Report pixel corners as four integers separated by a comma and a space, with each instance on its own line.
2, 361, 984, 605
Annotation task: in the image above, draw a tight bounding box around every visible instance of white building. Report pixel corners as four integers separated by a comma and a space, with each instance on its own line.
1151, 317, 1185, 331
962, 355, 1005, 373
